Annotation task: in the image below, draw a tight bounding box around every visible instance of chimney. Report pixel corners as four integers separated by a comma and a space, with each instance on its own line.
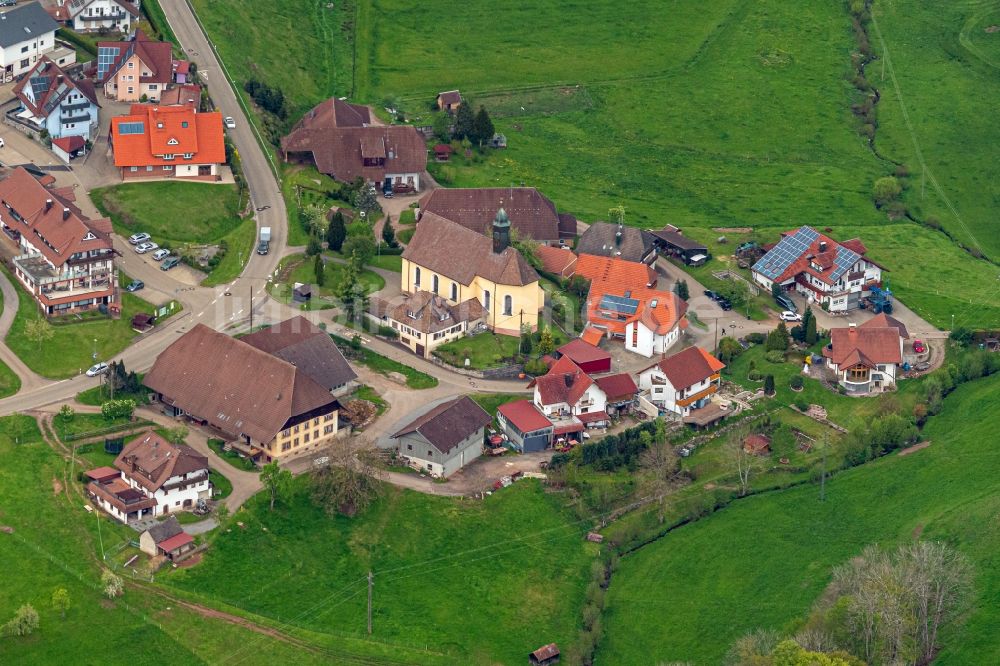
819, 241, 828, 252
848, 323, 857, 334
45, 199, 52, 212
62, 207, 70, 220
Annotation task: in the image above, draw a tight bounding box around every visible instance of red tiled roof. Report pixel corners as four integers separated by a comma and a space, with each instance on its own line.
157, 531, 194, 553
594, 373, 638, 401
581, 327, 605, 346
536, 245, 577, 277
577, 410, 610, 424
824, 325, 902, 368
111, 107, 225, 168
498, 400, 551, 432
744, 434, 771, 454
157, 84, 202, 108
115, 431, 208, 493
643, 346, 725, 390
574, 254, 656, 289
287, 97, 371, 131
52, 135, 85, 152
438, 90, 462, 105
85, 466, 120, 483
557, 338, 611, 366
173, 60, 191, 75
860, 313, 909, 339
0, 167, 112, 269
587, 283, 686, 337
533, 357, 593, 407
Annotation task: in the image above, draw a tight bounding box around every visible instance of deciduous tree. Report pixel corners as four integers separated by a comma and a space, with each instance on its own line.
164, 426, 189, 445
24, 316, 54, 351
260, 461, 292, 511
3, 604, 39, 637
51, 587, 70, 620
311, 438, 384, 517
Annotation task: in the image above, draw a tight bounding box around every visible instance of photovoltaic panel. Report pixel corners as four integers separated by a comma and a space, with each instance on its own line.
117, 121, 145, 135
599, 294, 640, 315
830, 246, 861, 281
751, 226, 818, 280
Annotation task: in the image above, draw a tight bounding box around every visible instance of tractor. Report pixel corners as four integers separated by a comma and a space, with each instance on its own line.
865, 283, 893, 314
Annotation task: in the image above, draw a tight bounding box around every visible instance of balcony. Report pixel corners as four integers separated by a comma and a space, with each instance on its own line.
84, 9, 127, 20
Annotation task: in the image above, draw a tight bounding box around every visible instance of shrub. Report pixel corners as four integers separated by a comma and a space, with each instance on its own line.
101, 398, 135, 421
763, 375, 776, 395
101, 570, 123, 599
789, 375, 804, 390
377, 325, 398, 340
793, 398, 809, 412
765, 350, 786, 364
746, 332, 766, 345
3, 604, 39, 637
524, 358, 549, 376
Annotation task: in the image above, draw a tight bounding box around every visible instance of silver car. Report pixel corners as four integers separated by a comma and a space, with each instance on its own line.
135, 241, 159, 254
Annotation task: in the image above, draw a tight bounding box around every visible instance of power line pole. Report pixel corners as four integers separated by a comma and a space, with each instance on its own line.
819, 433, 828, 502
249, 283, 253, 331
367, 570, 373, 635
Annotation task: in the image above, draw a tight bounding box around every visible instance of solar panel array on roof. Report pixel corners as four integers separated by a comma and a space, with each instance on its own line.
29, 76, 49, 99
599, 294, 640, 315
43, 83, 68, 114
830, 245, 861, 281
118, 121, 145, 135
752, 226, 819, 280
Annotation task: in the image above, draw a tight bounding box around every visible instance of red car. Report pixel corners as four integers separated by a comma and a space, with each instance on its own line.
913, 339, 926, 354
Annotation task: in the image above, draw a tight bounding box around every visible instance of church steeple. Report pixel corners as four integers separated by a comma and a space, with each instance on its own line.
492, 205, 510, 254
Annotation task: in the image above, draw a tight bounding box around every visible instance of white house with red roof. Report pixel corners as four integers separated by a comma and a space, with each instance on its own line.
637, 346, 727, 425
822, 316, 907, 393
751, 226, 883, 312
85, 431, 211, 524
0, 166, 116, 315
530, 355, 609, 435
49, 0, 138, 33
110, 105, 225, 180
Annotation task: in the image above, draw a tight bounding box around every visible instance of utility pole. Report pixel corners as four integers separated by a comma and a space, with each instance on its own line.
96, 510, 105, 560
367, 570, 373, 635
249, 283, 253, 331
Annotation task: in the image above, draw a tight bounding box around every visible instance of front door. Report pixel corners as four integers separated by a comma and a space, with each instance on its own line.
415, 343, 425, 357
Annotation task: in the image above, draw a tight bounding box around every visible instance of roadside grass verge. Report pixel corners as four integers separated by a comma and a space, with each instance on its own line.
199, 216, 257, 287
331, 334, 438, 389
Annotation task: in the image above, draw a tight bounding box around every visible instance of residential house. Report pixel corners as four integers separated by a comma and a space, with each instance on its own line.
575, 222, 657, 264
595, 373, 639, 417
49, 0, 137, 33
751, 226, 884, 312
12, 57, 99, 140
647, 225, 709, 266
85, 431, 211, 524
110, 105, 225, 180
436, 89, 462, 112
367, 291, 485, 359
417, 187, 574, 242
576, 255, 687, 357
0, 166, 116, 315
531, 355, 609, 436
143, 321, 346, 463
555, 338, 611, 374
637, 346, 727, 426
240, 315, 358, 395
0, 2, 69, 83
535, 245, 577, 278
96, 30, 174, 102
822, 320, 904, 394
138, 516, 194, 560
497, 400, 553, 453
390, 396, 491, 477
401, 210, 544, 335
281, 100, 425, 190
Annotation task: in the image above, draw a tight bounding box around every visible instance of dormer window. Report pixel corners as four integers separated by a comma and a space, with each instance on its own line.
167, 138, 179, 146
82, 232, 96, 241
406, 310, 417, 319
182, 153, 193, 159
162, 154, 174, 160
181, 121, 189, 128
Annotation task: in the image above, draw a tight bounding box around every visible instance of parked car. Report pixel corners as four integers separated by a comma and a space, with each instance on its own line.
913, 339, 926, 354
780, 310, 802, 322
704, 289, 719, 301
774, 294, 796, 312
128, 232, 150, 245
161, 256, 181, 271
224, 116, 236, 129
718, 299, 732, 311
85, 362, 109, 377
135, 241, 158, 254
125, 280, 144, 292
151, 248, 170, 261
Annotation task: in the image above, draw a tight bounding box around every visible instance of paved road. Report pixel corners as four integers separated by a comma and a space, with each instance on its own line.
0, 269, 46, 392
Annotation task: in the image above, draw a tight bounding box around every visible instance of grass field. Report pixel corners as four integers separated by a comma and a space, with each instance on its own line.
435, 327, 567, 369
267, 253, 384, 311
0, 277, 20, 398
200, 216, 258, 287
872, 0, 1000, 260
1, 266, 161, 380
599, 371, 1000, 664
51, 413, 138, 443
0, 414, 419, 665
165, 480, 596, 664
92, 182, 243, 245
